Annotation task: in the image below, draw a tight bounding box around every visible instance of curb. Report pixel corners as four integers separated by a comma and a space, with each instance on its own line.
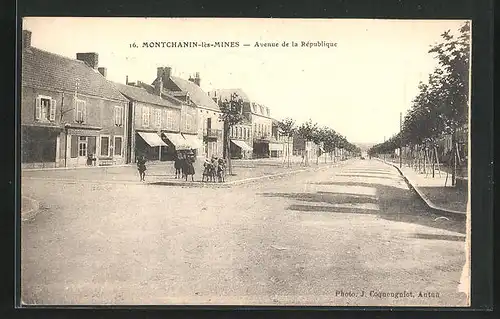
21, 196, 41, 222
147, 160, 350, 188
377, 158, 466, 220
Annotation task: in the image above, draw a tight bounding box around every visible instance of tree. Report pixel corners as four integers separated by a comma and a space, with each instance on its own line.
278, 118, 295, 167
312, 127, 329, 164
369, 22, 470, 185
297, 119, 318, 166
218, 93, 245, 175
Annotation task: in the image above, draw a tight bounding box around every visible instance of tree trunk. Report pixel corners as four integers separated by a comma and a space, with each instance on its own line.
451, 131, 457, 186
225, 124, 232, 175
287, 137, 291, 168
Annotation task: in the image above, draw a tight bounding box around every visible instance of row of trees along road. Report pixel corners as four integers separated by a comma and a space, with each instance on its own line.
368, 21, 470, 187
217, 94, 361, 174
279, 118, 361, 167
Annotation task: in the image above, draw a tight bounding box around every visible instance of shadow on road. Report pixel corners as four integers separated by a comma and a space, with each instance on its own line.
259, 180, 465, 234
411, 233, 465, 242
332, 174, 398, 180
261, 192, 378, 205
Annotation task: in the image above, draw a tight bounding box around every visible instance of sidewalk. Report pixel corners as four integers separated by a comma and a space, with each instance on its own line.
381, 159, 467, 216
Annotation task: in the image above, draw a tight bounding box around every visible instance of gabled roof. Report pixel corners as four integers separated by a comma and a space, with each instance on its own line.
22, 47, 127, 102
114, 83, 182, 109
169, 76, 220, 112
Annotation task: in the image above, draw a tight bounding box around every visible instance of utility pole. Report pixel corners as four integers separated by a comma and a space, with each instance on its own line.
399, 112, 403, 168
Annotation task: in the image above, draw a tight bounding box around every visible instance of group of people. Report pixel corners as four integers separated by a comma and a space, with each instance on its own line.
202, 156, 226, 183
136, 152, 226, 182
174, 151, 196, 181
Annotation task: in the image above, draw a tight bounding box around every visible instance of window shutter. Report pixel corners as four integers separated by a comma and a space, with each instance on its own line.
49, 99, 56, 121
70, 135, 78, 158
73, 100, 78, 122
82, 102, 87, 123
35, 96, 42, 120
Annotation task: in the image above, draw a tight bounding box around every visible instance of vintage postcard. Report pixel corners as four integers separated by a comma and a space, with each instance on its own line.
20, 17, 471, 306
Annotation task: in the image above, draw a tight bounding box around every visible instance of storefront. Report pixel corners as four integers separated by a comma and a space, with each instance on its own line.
269, 142, 284, 158
182, 133, 204, 158
161, 132, 190, 160
253, 140, 270, 158
230, 139, 253, 159
21, 125, 62, 169
135, 131, 167, 161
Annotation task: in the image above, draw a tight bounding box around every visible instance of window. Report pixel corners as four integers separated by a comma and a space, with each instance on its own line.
186, 114, 192, 131
78, 136, 87, 157
166, 110, 174, 129
142, 106, 150, 127
74, 99, 86, 123
35, 95, 56, 122
100, 136, 110, 157
114, 106, 124, 126
114, 136, 123, 156
154, 109, 161, 127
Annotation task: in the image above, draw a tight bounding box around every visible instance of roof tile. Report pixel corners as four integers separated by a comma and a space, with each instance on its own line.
22, 47, 127, 102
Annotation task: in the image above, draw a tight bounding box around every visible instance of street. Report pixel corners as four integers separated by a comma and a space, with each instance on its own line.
21, 158, 467, 306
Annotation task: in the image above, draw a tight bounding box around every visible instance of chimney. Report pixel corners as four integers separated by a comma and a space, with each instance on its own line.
76, 52, 99, 69
164, 67, 172, 79
154, 76, 163, 95
126, 75, 129, 84
157, 67, 164, 78
194, 72, 200, 86
98, 67, 107, 78
189, 72, 201, 86
22, 30, 32, 49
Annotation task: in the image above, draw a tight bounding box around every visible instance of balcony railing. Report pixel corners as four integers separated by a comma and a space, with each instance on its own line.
204, 128, 222, 139
254, 133, 270, 141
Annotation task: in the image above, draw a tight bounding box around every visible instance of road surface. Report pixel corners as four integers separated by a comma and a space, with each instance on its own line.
21, 159, 467, 306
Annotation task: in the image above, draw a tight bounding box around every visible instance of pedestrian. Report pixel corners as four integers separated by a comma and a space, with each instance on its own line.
137, 155, 147, 181
184, 152, 195, 182
174, 153, 183, 179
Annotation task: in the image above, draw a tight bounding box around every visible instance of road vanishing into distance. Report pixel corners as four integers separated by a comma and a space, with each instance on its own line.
21, 159, 467, 306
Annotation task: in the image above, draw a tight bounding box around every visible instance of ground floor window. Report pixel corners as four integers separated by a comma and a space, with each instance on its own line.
100, 136, 110, 157
114, 136, 123, 156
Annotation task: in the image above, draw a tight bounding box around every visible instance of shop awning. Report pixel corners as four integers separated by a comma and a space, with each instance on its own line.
137, 132, 167, 147
162, 132, 191, 150
269, 143, 283, 151
182, 134, 203, 150
231, 139, 253, 151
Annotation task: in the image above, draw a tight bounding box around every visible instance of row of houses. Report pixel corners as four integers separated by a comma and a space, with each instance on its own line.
21, 30, 290, 169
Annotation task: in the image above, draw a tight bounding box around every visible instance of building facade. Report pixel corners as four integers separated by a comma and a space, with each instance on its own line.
208, 89, 254, 159
248, 102, 273, 158
270, 119, 288, 158
115, 80, 187, 163
152, 67, 222, 159
21, 30, 128, 168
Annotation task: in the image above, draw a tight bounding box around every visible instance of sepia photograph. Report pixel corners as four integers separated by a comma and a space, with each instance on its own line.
20, 17, 471, 306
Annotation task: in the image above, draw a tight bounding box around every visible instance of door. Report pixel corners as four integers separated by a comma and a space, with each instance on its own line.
78, 136, 88, 164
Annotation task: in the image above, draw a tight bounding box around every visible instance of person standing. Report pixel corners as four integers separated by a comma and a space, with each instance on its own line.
184, 152, 196, 182
137, 155, 147, 181
174, 153, 183, 179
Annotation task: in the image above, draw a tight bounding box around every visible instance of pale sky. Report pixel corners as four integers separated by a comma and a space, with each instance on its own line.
22, 17, 468, 144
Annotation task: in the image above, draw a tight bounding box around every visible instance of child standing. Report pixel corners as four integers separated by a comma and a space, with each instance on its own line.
137, 155, 147, 181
